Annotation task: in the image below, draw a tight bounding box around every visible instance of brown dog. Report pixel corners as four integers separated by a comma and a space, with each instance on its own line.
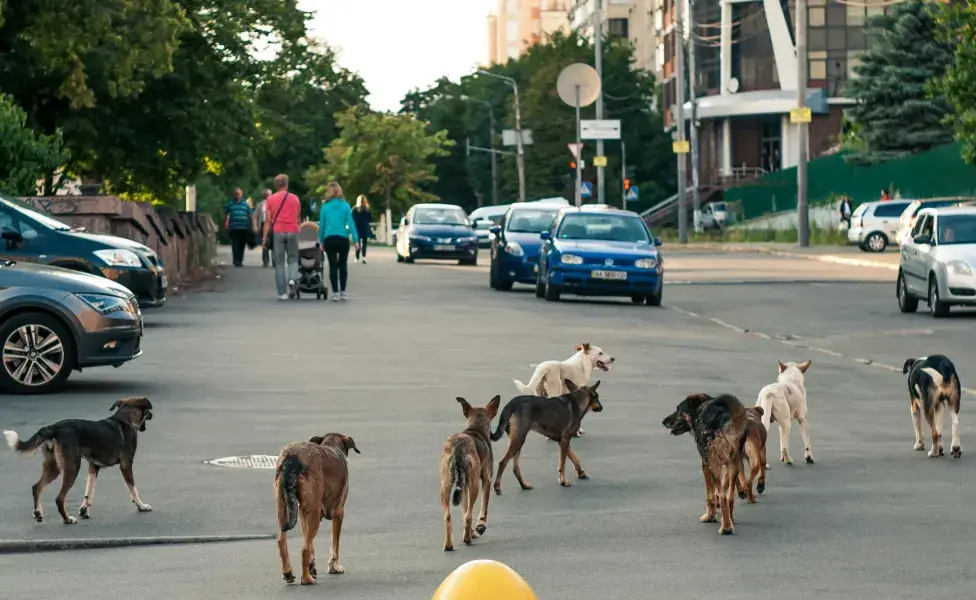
736, 406, 768, 503
491, 380, 602, 492
440, 395, 500, 551
274, 433, 360, 585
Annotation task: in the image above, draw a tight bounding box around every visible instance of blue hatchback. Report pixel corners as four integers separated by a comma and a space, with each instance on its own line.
536, 207, 664, 305
488, 204, 561, 290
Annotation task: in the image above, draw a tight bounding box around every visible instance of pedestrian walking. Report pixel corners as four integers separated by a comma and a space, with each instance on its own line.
318, 182, 359, 301
255, 189, 272, 267
839, 195, 852, 230
224, 188, 253, 267
263, 174, 302, 300
352, 194, 373, 264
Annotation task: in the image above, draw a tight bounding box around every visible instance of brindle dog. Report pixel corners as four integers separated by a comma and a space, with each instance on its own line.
491, 379, 602, 493
662, 393, 749, 535
275, 433, 360, 585
439, 395, 500, 551
736, 406, 768, 503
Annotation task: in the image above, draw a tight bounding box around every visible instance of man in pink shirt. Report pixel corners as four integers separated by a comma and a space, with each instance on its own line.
262, 174, 302, 300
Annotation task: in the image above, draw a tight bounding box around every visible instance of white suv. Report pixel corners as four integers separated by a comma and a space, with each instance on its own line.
897, 206, 976, 317
848, 200, 911, 252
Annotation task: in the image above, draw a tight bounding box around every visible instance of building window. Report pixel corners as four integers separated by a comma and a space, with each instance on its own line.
808, 0, 825, 5
846, 5, 865, 25
507, 19, 519, 43
608, 18, 629, 38
847, 49, 863, 79
847, 27, 866, 50
809, 7, 825, 27
826, 5, 846, 26
809, 50, 827, 79
866, 5, 884, 18
808, 28, 826, 51
827, 27, 846, 50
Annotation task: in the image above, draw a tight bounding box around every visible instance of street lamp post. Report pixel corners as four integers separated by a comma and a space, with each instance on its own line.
460, 95, 499, 207
476, 70, 526, 203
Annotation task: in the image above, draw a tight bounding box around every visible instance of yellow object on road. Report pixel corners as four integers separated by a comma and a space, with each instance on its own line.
432, 560, 537, 600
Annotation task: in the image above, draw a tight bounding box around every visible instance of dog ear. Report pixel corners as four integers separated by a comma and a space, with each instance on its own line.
797, 360, 812, 373
109, 400, 122, 412
564, 379, 579, 392
903, 358, 916, 375
486, 395, 501, 419
777, 361, 788, 373
343, 436, 361, 455
309, 436, 325, 445
589, 380, 601, 392
753, 406, 764, 417
456, 397, 472, 417
573, 341, 591, 353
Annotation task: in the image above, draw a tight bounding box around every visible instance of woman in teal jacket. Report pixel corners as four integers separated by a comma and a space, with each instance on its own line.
318, 182, 360, 301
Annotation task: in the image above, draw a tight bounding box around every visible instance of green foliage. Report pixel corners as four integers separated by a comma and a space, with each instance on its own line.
0, 94, 64, 195
932, 0, 976, 164
845, 0, 955, 165
306, 106, 454, 216
657, 224, 848, 246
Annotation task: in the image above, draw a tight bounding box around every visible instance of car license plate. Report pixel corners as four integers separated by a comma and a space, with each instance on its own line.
434, 245, 455, 251
159, 273, 168, 288
591, 270, 627, 281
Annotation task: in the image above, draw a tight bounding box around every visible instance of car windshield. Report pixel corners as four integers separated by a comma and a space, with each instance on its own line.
506, 209, 558, 233
473, 215, 504, 229
413, 207, 467, 225
556, 213, 650, 243
1, 197, 71, 231
937, 215, 976, 245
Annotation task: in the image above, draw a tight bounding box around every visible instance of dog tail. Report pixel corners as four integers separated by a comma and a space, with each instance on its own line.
755, 387, 775, 432
3, 427, 54, 455
513, 378, 534, 395
921, 367, 945, 388
449, 442, 467, 507
490, 401, 517, 442
275, 455, 304, 532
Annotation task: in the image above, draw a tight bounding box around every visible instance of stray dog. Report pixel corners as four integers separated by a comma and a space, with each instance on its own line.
513, 341, 613, 436
662, 393, 749, 535
903, 355, 962, 458
439, 395, 500, 551
3, 397, 154, 524
755, 360, 814, 466
275, 433, 360, 585
737, 407, 768, 503
491, 379, 602, 493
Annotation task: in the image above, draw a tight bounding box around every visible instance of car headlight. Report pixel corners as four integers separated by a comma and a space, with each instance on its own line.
93, 249, 142, 268
561, 254, 583, 265
948, 260, 972, 276
635, 257, 658, 269
504, 241, 524, 257
75, 293, 131, 315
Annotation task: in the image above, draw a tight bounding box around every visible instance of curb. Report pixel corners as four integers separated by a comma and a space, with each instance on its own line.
673, 243, 899, 271
0, 533, 273, 555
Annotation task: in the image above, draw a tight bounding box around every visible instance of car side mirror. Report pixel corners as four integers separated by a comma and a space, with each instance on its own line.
654, 236, 663, 247
540, 231, 552, 241
489, 225, 501, 235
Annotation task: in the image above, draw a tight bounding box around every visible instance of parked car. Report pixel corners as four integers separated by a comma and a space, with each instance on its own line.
0, 195, 167, 308
847, 200, 911, 252
897, 206, 976, 317
536, 206, 664, 305
468, 204, 511, 248
0, 260, 143, 394
395, 203, 479, 265
488, 203, 561, 291
894, 197, 975, 246
701, 202, 729, 230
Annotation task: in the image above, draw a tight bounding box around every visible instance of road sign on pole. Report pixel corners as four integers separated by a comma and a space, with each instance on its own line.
580, 182, 593, 199
626, 187, 638, 201
503, 129, 534, 146
593, 155, 607, 167
567, 143, 583, 159
580, 119, 621, 140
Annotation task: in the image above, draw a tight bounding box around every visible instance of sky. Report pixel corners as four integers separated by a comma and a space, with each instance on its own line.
303, 0, 497, 113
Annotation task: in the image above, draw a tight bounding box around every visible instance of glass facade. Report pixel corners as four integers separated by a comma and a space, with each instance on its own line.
806, 1, 895, 92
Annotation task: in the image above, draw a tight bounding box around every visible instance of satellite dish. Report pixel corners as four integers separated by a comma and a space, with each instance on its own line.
727, 77, 740, 94
557, 63, 601, 108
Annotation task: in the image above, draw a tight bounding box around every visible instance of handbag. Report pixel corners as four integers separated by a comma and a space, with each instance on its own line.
263, 192, 293, 251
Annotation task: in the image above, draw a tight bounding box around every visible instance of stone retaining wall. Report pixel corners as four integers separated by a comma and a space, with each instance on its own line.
19, 196, 218, 287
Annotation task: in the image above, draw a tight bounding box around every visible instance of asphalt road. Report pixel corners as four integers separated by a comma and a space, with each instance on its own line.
1, 246, 973, 600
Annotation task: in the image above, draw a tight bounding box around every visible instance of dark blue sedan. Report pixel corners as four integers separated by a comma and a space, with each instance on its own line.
489, 204, 560, 290
536, 207, 664, 305
395, 203, 479, 265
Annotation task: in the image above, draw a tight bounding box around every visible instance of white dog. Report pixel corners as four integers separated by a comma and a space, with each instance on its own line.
755, 360, 814, 466
514, 341, 614, 436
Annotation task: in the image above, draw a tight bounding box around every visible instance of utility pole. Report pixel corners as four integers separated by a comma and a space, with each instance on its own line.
688, 0, 702, 234
675, 0, 688, 243
488, 108, 499, 207
621, 141, 627, 211
594, 0, 606, 205
512, 83, 527, 203
796, 0, 810, 246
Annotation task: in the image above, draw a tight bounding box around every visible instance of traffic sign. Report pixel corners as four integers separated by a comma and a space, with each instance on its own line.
789, 107, 812, 123
626, 187, 638, 201
672, 140, 690, 154
580, 119, 622, 140
580, 182, 593, 199
593, 155, 608, 167
567, 143, 583, 159
502, 129, 534, 146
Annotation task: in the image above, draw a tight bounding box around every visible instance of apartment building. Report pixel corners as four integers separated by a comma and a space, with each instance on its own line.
487, 0, 572, 64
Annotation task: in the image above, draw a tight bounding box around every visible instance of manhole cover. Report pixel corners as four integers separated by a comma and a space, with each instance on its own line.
206, 455, 278, 469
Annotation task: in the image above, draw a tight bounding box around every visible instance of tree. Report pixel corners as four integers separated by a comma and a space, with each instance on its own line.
306, 106, 454, 216
845, 0, 955, 165
932, 0, 976, 164
0, 94, 64, 195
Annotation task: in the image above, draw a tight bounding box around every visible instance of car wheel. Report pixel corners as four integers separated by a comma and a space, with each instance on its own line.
459, 256, 477, 266
897, 271, 918, 313
928, 276, 950, 318
489, 260, 499, 289
0, 312, 75, 395
865, 232, 887, 252
646, 287, 663, 306
631, 295, 645, 304
497, 279, 514, 291
544, 281, 561, 302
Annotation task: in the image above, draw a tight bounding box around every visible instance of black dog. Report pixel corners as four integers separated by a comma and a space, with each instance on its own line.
3, 397, 154, 524
903, 356, 961, 459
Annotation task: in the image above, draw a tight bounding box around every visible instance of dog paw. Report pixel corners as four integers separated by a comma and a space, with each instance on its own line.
939, 447, 945, 457
952, 446, 962, 459
493, 486, 503, 495
300, 577, 316, 585
63, 516, 77, 525
476, 523, 486, 536
784, 459, 794, 466
32, 510, 43, 523
79, 506, 90, 519
699, 514, 717, 523
577, 472, 589, 480
747, 497, 757, 504
309, 562, 317, 578
718, 528, 735, 536
757, 482, 765, 494
282, 571, 296, 584
443, 545, 455, 552
518, 483, 533, 490
559, 479, 572, 487
914, 442, 925, 451
737, 490, 747, 500
328, 564, 344, 575
463, 537, 473, 546
136, 503, 153, 512
805, 456, 815, 465
927, 448, 940, 458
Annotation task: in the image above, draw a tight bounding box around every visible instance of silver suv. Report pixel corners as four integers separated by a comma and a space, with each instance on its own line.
848, 200, 911, 252
897, 206, 976, 317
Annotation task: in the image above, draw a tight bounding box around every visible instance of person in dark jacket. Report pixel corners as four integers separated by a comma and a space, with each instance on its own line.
352, 194, 373, 264
224, 188, 253, 267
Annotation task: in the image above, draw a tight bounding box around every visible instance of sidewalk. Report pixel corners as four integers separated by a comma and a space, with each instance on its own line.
666, 242, 899, 270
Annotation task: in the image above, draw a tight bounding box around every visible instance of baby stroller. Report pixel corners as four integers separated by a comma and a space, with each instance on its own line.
296, 222, 328, 300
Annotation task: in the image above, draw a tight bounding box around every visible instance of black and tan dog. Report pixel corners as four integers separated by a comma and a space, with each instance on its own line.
275, 432, 360, 585
903, 355, 962, 459
439, 395, 500, 552
662, 393, 749, 535
491, 379, 602, 493
737, 406, 768, 503
3, 397, 154, 524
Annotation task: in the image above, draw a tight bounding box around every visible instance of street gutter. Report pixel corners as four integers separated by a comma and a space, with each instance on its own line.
0, 533, 273, 555
670, 243, 899, 271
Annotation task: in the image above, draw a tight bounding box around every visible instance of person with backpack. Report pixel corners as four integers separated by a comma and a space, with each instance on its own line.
262, 174, 302, 300
318, 182, 359, 301
352, 195, 373, 264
